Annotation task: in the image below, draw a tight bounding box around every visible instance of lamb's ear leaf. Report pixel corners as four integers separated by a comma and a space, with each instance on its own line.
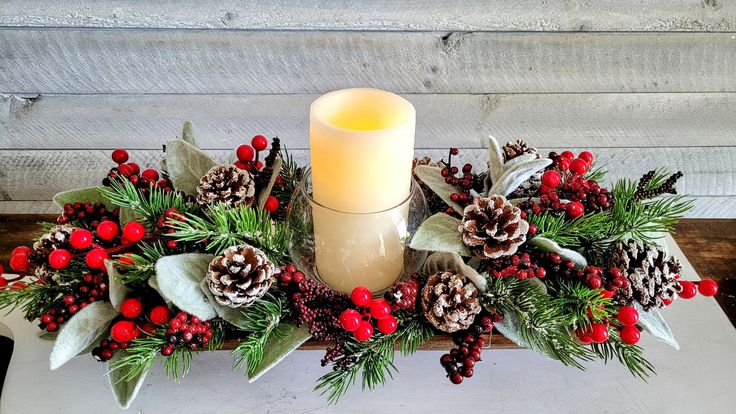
164, 139, 217, 195
181, 121, 197, 147
53, 187, 113, 210
636, 304, 679, 350
256, 156, 283, 210
422, 252, 486, 292
199, 277, 249, 329
107, 350, 151, 409
409, 213, 470, 257
49, 301, 119, 370
487, 135, 506, 184
489, 158, 552, 197
105, 260, 131, 310
154, 253, 217, 321
247, 324, 311, 382
504, 153, 538, 166
527, 236, 588, 269
414, 165, 464, 213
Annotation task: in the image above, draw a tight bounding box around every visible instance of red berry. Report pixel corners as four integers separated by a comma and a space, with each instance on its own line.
141, 169, 159, 182
111, 149, 129, 164
569, 158, 589, 175
450, 373, 463, 384
619, 326, 641, 345
41, 314, 53, 324
377, 315, 398, 334
264, 196, 279, 213
557, 159, 570, 171
96, 220, 119, 241
585, 275, 602, 290
662, 298, 673, 307
110, 320, 139, 343
85, 249, 109, 270
339, 309, 361, 332
541, 170, 562, 188
251, 135, 268, 151
590, 323, 609, 343
63, 294, 75, 305
353, 320, 374, 342
128, 162, 141, 175
12, 246, 32, 257
560, 151, 574, 160
566, 201, 585, 219
678, 280, 697, 299
351, 286, 372, 307
578, 151, 594, 164
616, 306, 639, 326
236, 145, 256, 162
370, 299, 391, 320
70, 229, 94, 250
149, 305, 171, 325
0, 277, 6, 288
122, 221, 145, 243
121, 298, 144, 319
48, 249, 72, 269
255, 161, 264, 171
46, 322, 58, 332
10, 253, 29, 272
576, 327, 592, 344
698, 279, 719, 297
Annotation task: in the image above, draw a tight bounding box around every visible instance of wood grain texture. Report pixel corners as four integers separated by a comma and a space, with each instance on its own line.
0, 148, 733, 217
2, 0, 735, 32
2, 29, 735, 94
4, 93, 736, 150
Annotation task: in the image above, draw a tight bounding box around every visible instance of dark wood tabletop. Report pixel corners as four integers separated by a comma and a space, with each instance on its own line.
1, 215, 734, 350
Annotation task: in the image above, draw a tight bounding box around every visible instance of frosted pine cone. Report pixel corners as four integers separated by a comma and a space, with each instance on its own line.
206, 244, 276, 308
459, 195, 529, 259
502, 139, 538, 162
33, 224, 75, 257
196, 165, 256, 208
610, 240, 683, 310
421, 271, 481, 332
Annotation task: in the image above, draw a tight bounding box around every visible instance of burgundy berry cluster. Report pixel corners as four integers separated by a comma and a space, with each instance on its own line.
481, 252, 547, 280
339, 287, 398, 342
161, 311, 213, 355
440, 314, 494, 384
234, 135, 280, 213
440, 148, 482, 216
384, 273, 421, 311
104, 149, 173, 194
39, 272, 109, 333
57, 202, 120, 228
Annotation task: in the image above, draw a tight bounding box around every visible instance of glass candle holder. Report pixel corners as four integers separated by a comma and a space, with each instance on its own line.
286, 170, 428, 294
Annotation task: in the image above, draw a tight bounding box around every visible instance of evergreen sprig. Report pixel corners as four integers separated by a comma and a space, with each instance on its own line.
591, 330, 654, 380
271, 148, 306, 221
167, 203, 288, 261
548, 279, 614, 328
98, 178, 196, 228
114, 241, 168, 286
0, 282, 69, 321
232, 293, 290, 376
583, 162, 607, 182
528, 212, 610, 248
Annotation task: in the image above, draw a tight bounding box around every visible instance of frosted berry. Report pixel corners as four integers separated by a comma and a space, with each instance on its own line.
251, 135, 268, 151
339, 309, 361, 332
264, 196, 279, 213
96, 220, 119, 241
578, 151, 594, 164
616, 306, 639, 327
678, 280, 697, 299
85, 249, 109, 270
10, 253, 30, 272
110, 320, 139, 343
48, 249, 72, 269
149, 305, 170, 325
121, 298, 144, 319
370, 299, 391, 320
111, 149, 129, 164
351, 286, 372, 307
377, 315, 398, 335
70, 229, 94, 249
541, 170, 562, 188
122, 221, 145, 243
619, 326, 641, 345
353, 320, 373, 342
698, 279, 718, 297
236, 144, 255, 162
569, 158, 589, 175
590, 323, 609, 343
566, 201, 585, 219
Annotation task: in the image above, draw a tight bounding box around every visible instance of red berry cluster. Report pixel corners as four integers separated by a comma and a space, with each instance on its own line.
480, 252, 547, 279
234, 135, 281, 214
678, 279, 719, 299
39, 272, 109, 332
576, 305, 641, 346
8, 246, 33, 273
161, 311, 213, 355
340, 287, 398, 342
156, 208, 191, 252
104, 149, 173, 194
57, 202, 120, 227
440, 148, 482, 216
383, 273, 420, 311
440, 314, 494, 384
92, 338, 130, 362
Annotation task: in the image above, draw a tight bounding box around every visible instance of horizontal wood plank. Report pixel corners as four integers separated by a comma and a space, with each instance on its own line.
0, 148, 733, 217
2, 1, 735, 32
4, 93, 736, 150
2, 29, 735, 94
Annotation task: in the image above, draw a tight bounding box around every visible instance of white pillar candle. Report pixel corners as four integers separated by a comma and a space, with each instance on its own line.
309, 88, 415, 293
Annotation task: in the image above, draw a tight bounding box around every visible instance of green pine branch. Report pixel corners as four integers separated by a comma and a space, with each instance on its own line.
590, 330, 654, 380
271, 148, 306, 221
548, 279, 614, 328
114, 241, 168, 286
0, 282, 70, 321
98, 178, 197, 228
583, 162, 607, 182
232, 293, 290, 375
167, 203, 288, 261
528, 212, 610, 248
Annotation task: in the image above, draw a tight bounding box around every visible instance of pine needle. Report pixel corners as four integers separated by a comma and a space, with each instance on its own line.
98, 178, 197, 228
232, 293, 290, 376
114, 241, 168, 286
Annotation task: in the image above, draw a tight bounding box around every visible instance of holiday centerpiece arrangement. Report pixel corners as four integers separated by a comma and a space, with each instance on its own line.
0, 89, 720, 409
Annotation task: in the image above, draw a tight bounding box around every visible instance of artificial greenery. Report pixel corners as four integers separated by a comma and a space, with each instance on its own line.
114, 241, 168, 286
270, 148, 306, 221
548, 280, 614, 328
0, 282, 70, 321
591, 330, 654, 380
98, 178, 197, 228
232, 293, 291, 376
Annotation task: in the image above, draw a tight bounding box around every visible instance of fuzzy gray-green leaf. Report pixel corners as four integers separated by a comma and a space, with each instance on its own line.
50, 301, 119, 370
154, 253, 217, 321
165, 139, 217, 195
199, 277, 249, 329
487, 135, 505, 184
409, 213, 470, 257
105, 260, 130, 311
248, 324, 311, 382
489, 158, 552, 197
422, 251, 486, 292
107, 350, 151, 409
181, 121, 197, 147
414, 165, 464, 213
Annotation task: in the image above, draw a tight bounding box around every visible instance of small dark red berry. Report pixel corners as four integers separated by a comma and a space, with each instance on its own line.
111, 149, 129, 164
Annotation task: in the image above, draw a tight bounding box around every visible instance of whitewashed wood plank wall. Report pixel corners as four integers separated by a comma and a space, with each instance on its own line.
0, 1, 734, 217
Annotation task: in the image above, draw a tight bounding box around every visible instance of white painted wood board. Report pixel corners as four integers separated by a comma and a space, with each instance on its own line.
1, 236, 735, 413
4, 93, 736, 150
2, 29, 735, 94
1, 0, 734, 32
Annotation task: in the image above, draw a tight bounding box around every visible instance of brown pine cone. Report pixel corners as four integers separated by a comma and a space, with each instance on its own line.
421, 270, 481, 332
610, 240, 682, 311
502, 139, 538, 162
458, 195, 529, 259
33, 224, 75, 258
196, 164, 256, 208
206, 244, 276, 308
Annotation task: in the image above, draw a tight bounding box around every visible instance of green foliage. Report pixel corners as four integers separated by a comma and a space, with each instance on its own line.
114, 241, 168, 286
271, 148, 306, 221
528, 212, 610, 248
583, 162, 606, 182
396, 316, 435, 356
0, 282, 70, 321
232, 293, 290, 376
167, 203, 288, 262
591, 330, 655, 380
98, 178, 197, 228
548, 279, 614, 328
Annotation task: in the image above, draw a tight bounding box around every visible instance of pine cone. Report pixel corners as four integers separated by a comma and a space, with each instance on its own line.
421, 270, 481, 332
502, 139, 538, 162
33, 225, 75, 257
610, 240, 682, 310
196, 165, 256, 208
206, 244, 276, 308
459, 195, 529, 259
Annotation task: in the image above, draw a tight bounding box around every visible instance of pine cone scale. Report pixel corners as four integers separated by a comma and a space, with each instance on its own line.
459, 195, 529, 259
422, 271, 481, 333
197, 165, 256, 208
